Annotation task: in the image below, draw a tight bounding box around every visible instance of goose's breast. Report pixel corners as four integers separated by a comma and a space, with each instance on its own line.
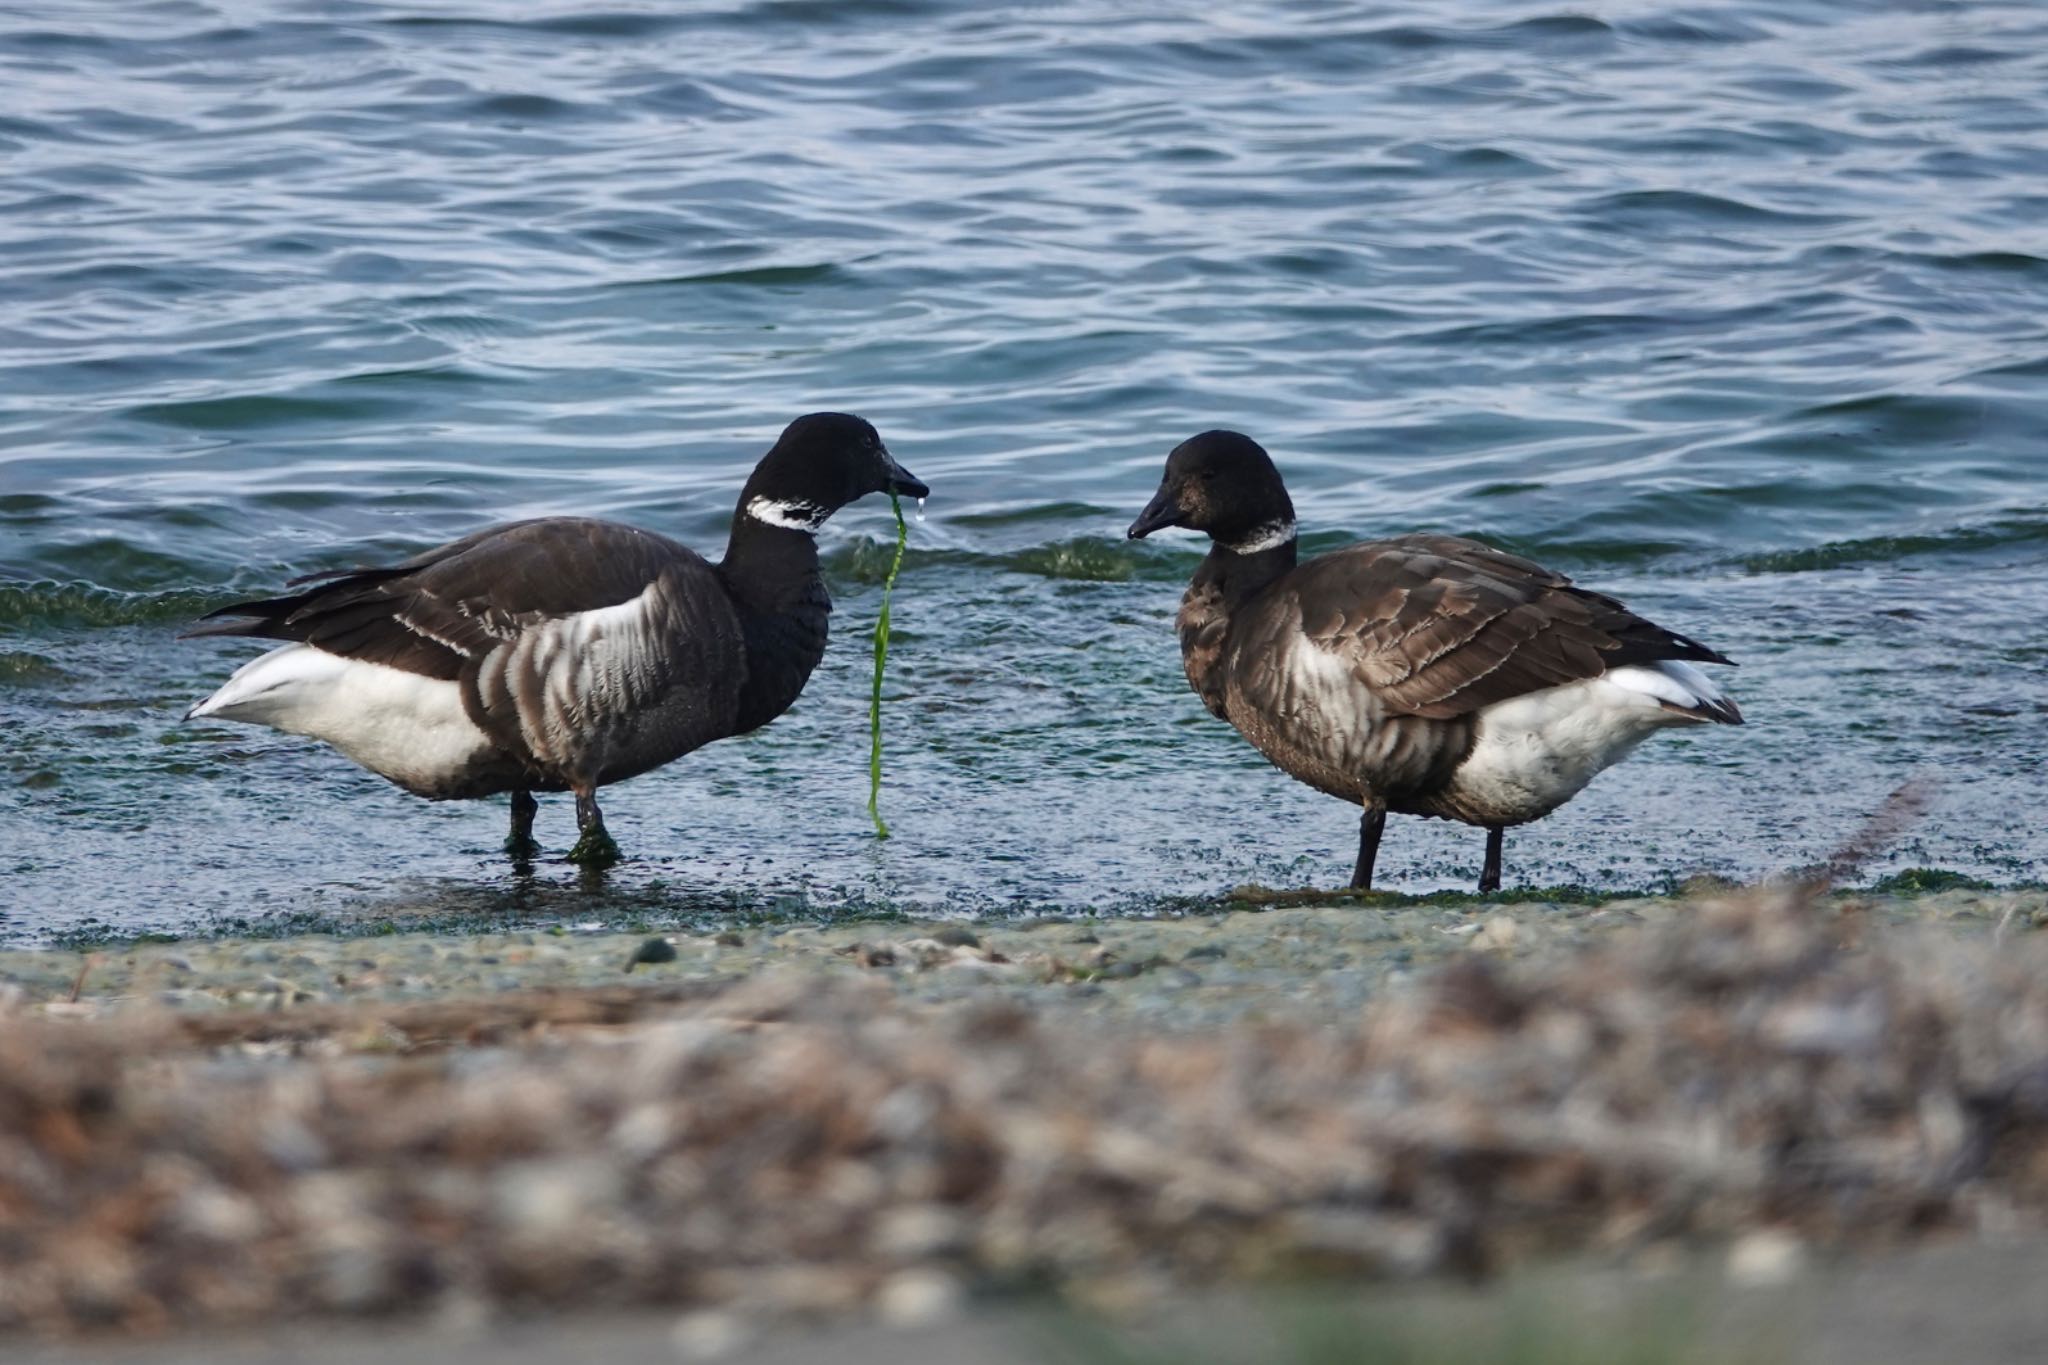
1225, 633, 1471, 804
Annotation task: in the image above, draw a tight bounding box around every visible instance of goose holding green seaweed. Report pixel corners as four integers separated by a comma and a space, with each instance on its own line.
184, 412, 926, 866
1130, 430, 1741, 893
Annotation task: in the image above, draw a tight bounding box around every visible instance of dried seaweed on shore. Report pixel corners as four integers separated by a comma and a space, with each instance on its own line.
3, 880, 2046, 1335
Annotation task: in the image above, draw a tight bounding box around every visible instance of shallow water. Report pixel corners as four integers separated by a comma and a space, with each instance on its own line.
4, 0, 2047, 943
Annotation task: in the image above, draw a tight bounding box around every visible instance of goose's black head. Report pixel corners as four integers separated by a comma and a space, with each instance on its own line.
1127, 430, 1297, 554
739, 412, 927, 534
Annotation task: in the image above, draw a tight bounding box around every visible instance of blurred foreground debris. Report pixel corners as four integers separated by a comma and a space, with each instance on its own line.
3, 876, 2047, 1335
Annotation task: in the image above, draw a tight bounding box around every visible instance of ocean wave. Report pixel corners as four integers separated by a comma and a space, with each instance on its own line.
0, 582, 226, 629
1581, 189, 1853, 229
1731, 516, 2048, 574
0, 649, 74, 685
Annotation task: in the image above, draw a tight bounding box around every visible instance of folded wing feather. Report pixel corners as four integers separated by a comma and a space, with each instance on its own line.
1290, 534, 1730, 720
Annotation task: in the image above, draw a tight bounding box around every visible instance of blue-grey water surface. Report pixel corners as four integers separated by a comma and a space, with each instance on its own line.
4, 0, 2047, 943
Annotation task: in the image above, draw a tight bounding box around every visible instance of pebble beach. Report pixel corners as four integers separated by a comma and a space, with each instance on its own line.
7, 879, 2048, 1348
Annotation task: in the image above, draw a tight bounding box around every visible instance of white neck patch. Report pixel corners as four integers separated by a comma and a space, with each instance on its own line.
1223, 518, 1296, 555
745, 496, 830, 532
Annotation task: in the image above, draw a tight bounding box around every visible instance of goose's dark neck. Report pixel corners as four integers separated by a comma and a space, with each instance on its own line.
1196, 537, 1299, 612
720, 516, 823, 612
1177, 537, 1296, 724
718, 517, 832, 734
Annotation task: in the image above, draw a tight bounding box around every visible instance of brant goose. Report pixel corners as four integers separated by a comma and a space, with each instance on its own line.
1128, 430, 1741, 893
185, 412, 927, 867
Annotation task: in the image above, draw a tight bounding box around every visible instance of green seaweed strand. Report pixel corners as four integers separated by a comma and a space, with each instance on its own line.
868, 491, 908, 838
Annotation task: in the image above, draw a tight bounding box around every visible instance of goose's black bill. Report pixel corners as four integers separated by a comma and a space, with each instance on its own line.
883, 455, 928, 500
1127, 487, 1179, 539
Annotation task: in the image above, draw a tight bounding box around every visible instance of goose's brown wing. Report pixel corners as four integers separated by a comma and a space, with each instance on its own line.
1277, 533, 1731, 721
185, 518, 695, 680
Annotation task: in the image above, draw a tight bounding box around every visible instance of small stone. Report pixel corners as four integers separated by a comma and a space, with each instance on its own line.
625, 937, 678, 971
942, 955, 1019, 978
875, 1268, 964, 1327
1726, 1229, 1807, 1286
261, 1118, 330, 1172
896, 938, 955, 969
1182, 944, 1226, 962
713, 931, 744, 947
316, 1244, 393, 1312
931, 925, 981, 948
874, 1204, 968, 1260
493, 1158, 622, 1238
170, 1186, 264, 1243
1471, 914, 1520, 952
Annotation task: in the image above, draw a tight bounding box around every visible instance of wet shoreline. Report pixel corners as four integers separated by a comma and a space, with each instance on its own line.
9, 881, 2034, 1014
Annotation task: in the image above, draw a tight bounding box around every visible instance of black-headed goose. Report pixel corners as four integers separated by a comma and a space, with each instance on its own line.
1127, 430, 1741, 893
185, 412, 927, 866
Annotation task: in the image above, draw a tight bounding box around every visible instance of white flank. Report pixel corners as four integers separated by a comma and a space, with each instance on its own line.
186, 644, 493, 791
1450, 661, 1724, 821
1224, 518, 1297, 555
744, 496, 829, 531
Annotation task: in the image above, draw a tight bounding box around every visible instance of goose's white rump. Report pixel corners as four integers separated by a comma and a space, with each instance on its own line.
187, 644, 494, 795
1447, 661, 1736, 823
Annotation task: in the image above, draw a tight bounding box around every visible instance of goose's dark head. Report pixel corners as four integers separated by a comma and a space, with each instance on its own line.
1127, 430, 1297, 554
739, 412, 927, 533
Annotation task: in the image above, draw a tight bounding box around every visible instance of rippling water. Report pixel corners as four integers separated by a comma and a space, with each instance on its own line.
4, 1, 2047, 942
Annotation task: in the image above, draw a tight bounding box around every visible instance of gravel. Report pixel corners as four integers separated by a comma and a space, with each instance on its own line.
1, 882, 2044, 1336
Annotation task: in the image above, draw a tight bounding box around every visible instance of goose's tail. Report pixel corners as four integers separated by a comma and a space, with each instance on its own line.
1606, 659, 1744, 726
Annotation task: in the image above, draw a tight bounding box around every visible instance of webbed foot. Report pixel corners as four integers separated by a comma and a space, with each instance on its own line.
567, 786, 621, 868
566, 826, 622, 868
505, 790, 542, 859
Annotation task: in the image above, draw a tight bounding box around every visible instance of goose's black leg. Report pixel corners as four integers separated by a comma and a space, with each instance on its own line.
566, 784, 621, 868
1478, 825, 1504, 894
505, 790, 540, 858
1350, 806, 1386, 890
